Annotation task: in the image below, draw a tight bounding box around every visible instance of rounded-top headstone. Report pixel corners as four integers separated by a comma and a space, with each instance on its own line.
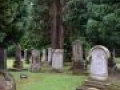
88, 45, 111, 81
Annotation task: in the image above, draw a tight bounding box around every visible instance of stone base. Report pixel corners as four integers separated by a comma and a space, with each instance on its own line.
13, 60, 23, 71
72, 60, 86, 74
30, 65, 41, 73
76, 80, 110, 90
52, 69, 62, 73
52, 49, 64, 72
0, 71, 16, 90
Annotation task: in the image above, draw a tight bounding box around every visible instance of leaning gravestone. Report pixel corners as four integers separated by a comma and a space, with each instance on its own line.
77, 45, 111, 90
72, 40, 86, 74
30, 50, 41, 72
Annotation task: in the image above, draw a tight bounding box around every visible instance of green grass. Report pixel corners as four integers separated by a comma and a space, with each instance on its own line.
7, 57, 120, 90
7, 60, 87, 90
116, 58, 120, 68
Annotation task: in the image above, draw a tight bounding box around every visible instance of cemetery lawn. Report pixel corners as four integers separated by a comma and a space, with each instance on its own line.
7, 59, 87, 90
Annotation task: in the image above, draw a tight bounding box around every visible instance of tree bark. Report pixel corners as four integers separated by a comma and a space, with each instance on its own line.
0, 47, 7, 70
51, 0, 64, 49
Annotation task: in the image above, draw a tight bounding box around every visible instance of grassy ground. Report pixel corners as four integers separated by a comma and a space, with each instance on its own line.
7, 58, 120, 90
7, 60, 87, 90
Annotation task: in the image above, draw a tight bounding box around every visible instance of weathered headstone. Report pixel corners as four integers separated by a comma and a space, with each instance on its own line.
77, 45, 111, 90
24, 49, 27, 60
72, 40, 86, 74
0, 71, 16, 90
52, 49, 64, 72
88, 45, 110, 81
30, 49, 41, 72
41, 49, 47, 63
48, 48, 52, 64
25, 50, 31, 64
13, 44, 23, 70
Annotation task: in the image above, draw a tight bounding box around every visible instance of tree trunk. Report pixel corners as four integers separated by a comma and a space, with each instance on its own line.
0, 47, 7, 70
51, 0, 64, 72
51, 0, 64, 49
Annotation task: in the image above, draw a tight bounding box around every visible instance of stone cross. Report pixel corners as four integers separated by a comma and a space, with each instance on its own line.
30, 49, 41, 72
88, 45, 110, 81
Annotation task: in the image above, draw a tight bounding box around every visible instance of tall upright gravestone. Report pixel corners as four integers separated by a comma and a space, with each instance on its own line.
77, 45, 111, 90
30, 49, 41, 72
72, 40, 86, 74
13, 44, 23, 70
41, 49, 47, 63
48, 48, 52, 64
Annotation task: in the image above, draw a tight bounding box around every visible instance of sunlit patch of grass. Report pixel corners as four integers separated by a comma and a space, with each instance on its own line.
16, 73, 86, 90
7, 59, 87, 90
116, 58, 120, 68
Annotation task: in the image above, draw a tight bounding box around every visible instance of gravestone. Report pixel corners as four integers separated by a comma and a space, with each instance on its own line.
0, 71, 16, 90
77, 45, 111, 90
88, 45, 110, 81
25, 50, 31, 64
30, 49, 41, 72
13, 44, 23, 70
72, 40, 86, 74
52, 49, 64, 72
41, 49, 47, 63
24, 49, 27, 60
48, 48, 52, 64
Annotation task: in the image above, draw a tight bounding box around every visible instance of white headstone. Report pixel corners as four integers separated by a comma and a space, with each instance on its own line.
52, 49, 64, 72
41, 49, 47, 62
88, 45, 110, 81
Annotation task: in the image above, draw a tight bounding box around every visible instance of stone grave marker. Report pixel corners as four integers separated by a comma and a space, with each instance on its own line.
30, 49, 41, 72
41, 49, 47, 63
13, 44, 23, 70
88, 45, 110, 81
77, 45, 111, 90
0, 71, 16, 90
72, 40, 86, 74
48, 48, 52, 64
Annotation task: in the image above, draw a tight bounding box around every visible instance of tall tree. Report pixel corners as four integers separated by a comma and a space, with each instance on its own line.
0, 0, 29, 70
20, 0, 51, 50
50, 0, 64, 72
51, 0, 64, 49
